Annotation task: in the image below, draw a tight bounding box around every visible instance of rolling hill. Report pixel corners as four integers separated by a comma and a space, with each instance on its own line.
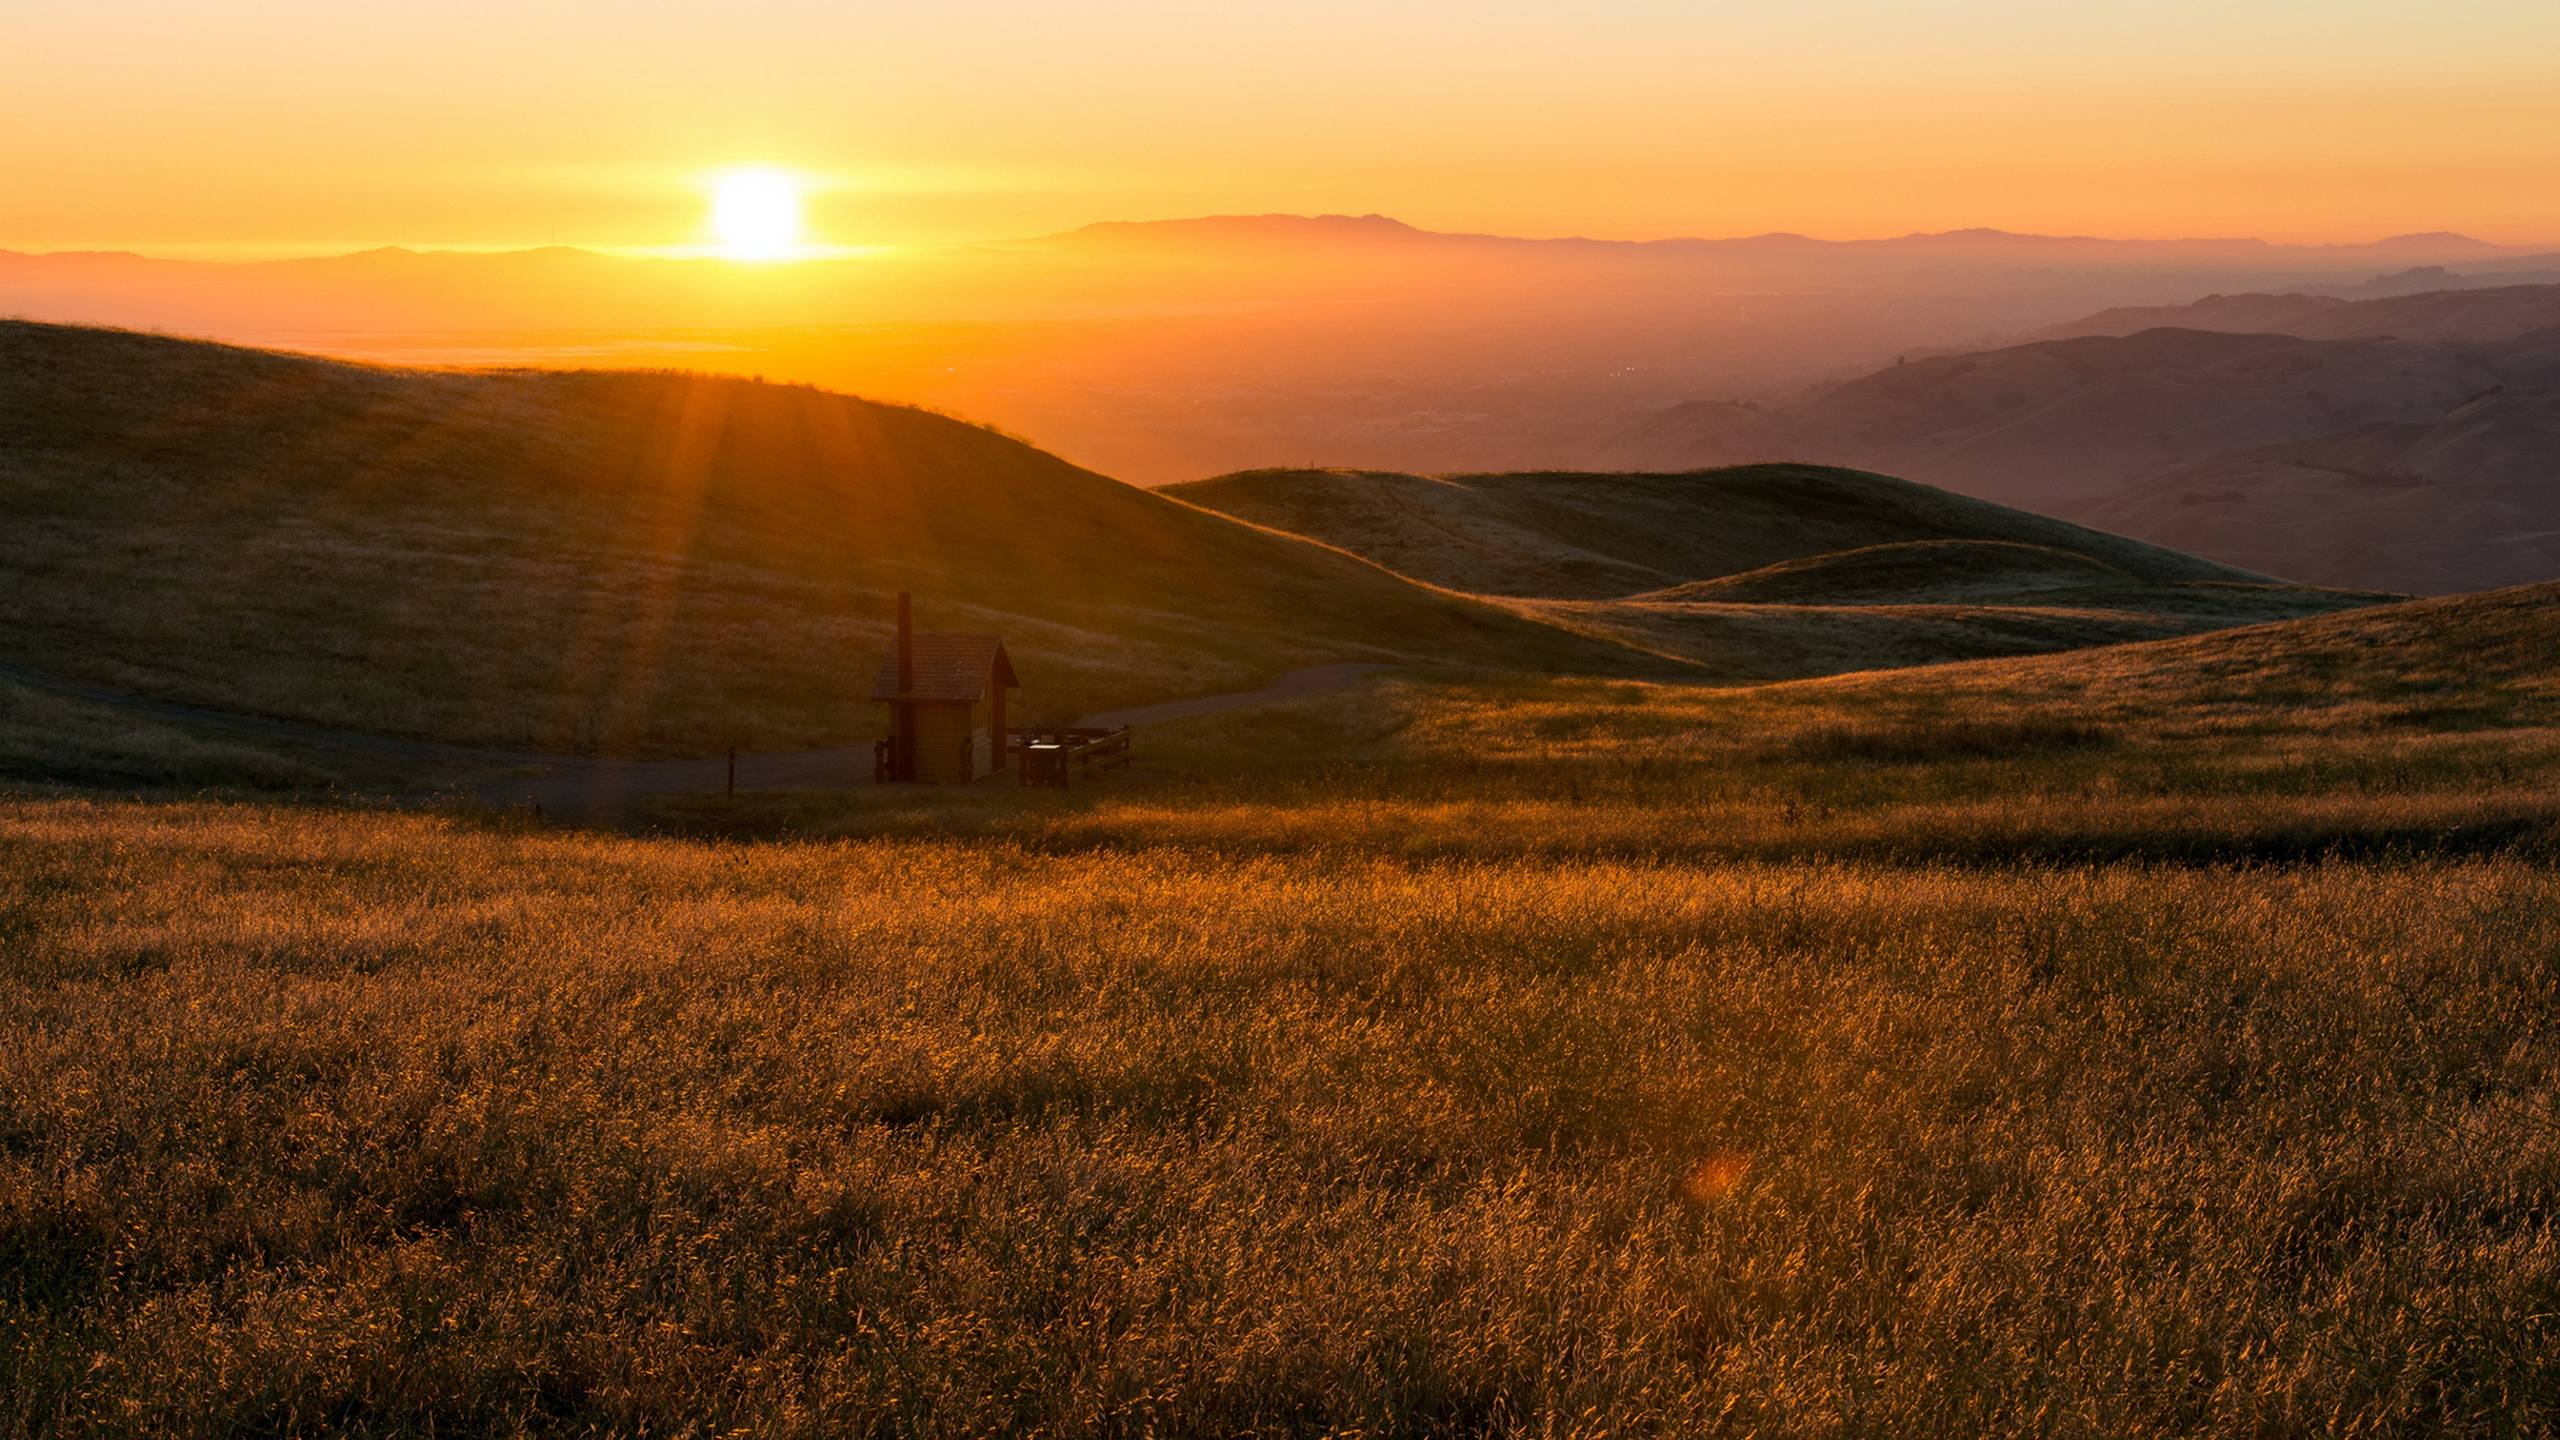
2074, 384, 2560, 592
1589, 327, 2533, 508
1164, 464, 2258, 600
1587, 290, 2560, 592
1804, 575, 2560, 737
0, 324, 2389, 767
1165, 464, 2380, 680
0, 322, 1663, 755
2028, 282, 2560, 345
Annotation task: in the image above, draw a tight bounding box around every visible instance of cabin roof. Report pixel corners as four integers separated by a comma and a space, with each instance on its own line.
871, 633, 1017, 703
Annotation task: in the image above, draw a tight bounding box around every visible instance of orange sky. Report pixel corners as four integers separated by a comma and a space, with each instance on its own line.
8, 0, 2560, 257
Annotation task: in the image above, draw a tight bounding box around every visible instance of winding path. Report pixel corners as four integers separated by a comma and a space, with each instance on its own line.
0, 657, 1396, 824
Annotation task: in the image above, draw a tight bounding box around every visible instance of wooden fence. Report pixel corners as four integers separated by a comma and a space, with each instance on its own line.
1009, 726, 1133, 788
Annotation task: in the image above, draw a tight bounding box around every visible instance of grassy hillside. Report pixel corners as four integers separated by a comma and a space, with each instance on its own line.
1435, 579, 2560, 857
1524, 587, 2379, 683
0, 322, 1657, 754
10, 583, 2560, 1432
1817, 574, 2560, 727
1165, 464, 2375, 678
1165, 463, 2265, 599
1561, 540, 2390, 678
667, 579, 2560, 865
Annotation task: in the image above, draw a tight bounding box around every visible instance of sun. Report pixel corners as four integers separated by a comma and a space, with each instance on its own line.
710, 169, 803, 260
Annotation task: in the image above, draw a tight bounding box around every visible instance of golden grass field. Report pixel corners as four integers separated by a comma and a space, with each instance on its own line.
7, 801, 2556, 1436
7, 584, 2560, 1435
5, 324, 2556, 1434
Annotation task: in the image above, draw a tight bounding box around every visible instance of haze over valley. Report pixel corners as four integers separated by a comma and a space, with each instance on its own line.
17, 220, 2560, 594
9, 218, 2555, 496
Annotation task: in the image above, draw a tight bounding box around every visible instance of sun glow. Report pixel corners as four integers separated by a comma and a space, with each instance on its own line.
710, 170, 803, 261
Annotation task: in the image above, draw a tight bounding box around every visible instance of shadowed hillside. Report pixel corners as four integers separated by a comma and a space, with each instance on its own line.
1592, 329, 2533, 508
2032, 282, 2560, 344
2076, 384, 2560, 592
0, 325, 2390, 771
1164, 463, 2376, 677
1589, 305, 2560, 592
0, 322, 1663, 754
1164, 464, 2258, 600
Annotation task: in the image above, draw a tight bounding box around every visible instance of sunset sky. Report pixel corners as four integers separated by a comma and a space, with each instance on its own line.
8, 0, 2560, 257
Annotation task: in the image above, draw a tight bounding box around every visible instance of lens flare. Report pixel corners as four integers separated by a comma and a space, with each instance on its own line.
1680, 1151, 1751, 1205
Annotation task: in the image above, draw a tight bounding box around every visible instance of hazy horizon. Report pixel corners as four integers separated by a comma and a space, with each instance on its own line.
13, 212, 2560, 265
16, 1, 2560, 256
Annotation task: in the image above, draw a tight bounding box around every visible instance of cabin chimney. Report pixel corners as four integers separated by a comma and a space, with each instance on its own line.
895, 591, 914, 693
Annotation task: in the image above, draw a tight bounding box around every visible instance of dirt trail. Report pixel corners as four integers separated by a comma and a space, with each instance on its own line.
0, 658, 1396, 823
1073, 662, 1397, 729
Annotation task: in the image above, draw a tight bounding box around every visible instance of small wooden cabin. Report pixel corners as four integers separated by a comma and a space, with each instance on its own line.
872, 593, 1019, 784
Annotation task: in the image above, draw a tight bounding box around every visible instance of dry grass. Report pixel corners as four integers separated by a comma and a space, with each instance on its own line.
5, 798, 2558, 1436
1511, 590, 2366, 682
5, 485, 2558, 1431
1772, 715, 2113, 764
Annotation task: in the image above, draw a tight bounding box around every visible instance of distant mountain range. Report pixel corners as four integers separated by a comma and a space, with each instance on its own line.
14, 218, 2538, 331
1594, 284, 2560, 592
1035, 215, 2549, 269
